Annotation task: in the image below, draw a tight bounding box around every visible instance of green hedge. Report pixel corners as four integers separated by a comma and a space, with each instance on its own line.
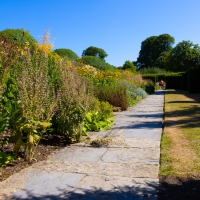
187, 68, 200, 93
142, 72, 185, 90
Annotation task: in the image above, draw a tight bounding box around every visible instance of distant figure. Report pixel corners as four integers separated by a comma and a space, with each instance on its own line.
159, 80, 164, 89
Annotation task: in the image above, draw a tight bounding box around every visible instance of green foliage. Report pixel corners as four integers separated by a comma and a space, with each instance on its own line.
12, 120, 51, 161
82, 46, 108, 60
156, 51, 171, 70
16, 51, 57, 122
1, 72, 20, 129
11, 47, 57, 161
137, 34, 200, 72
142, 72, 186, 90
0, 28, 154, 166
169, 40, 200, 72
92, 99, 113, 118
0, 28, 36, 46
127, 85, 147, 100
54, 48, 79, 61
53, 63, 92, 142
0, 29, 37, 69
0, 78, 7, 135
139, 67, 168, 74
0, 114, 9, 134
0, 152, 14, 167
83, 97, 114, 132
142, 79, 155, 94
95, 83, 129, 111
122, 60, 136, 73
0, 68, 20, 140
137, 34, 175, 68
79, 56, 114, 71
160, 133, 173, 176
83, 111, 114, 132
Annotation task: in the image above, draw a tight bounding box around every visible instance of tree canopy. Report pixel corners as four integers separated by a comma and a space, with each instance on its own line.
82, 46, 108, 60
79, 56, 114, 71
137, 34, 175, 68
122, 60, 136, 73
54, 48, 79, 61
169, 40, 200, 71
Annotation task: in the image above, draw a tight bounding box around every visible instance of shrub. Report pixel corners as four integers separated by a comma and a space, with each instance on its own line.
83, 111, 114, 132
54, 48, 79, 61
83, 97, 114, 132
0, 62, 15, 145
136, 87, 148, 98
91, 98, 113, 118
142, 79, 155, 94
95, 83, 129, 111
126, 85, 147, 106
0, 73, 19, 135
53, 61, 93, 142
83, 98, 114, 132
0, 29, 37, 68
122, 60, 137, 73
0, 28, 36, 46
0, 152, 14, 167
10, 43, 57, 162
79, 56, 114, 71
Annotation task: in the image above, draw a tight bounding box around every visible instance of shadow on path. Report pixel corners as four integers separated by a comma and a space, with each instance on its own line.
113, 122, 163, 130
8, 183, 158, 200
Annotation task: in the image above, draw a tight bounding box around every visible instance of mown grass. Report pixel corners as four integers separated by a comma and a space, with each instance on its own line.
159, 132, 173, 176
160, 90, 200, 177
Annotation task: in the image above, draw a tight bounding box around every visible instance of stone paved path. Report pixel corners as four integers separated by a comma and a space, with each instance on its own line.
0, 90, 164, 200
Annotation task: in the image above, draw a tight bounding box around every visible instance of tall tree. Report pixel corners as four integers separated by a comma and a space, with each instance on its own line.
82, 46, 108, 60
137, 34, 175, 68
169, 40, 200, 71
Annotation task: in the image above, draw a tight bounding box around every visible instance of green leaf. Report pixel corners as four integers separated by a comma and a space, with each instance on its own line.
85, 112, 92, 122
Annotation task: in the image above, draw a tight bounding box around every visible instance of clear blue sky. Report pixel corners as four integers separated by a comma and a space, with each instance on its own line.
1, 0, 200, 67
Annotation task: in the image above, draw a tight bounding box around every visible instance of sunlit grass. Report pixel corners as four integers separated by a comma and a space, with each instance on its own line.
159, 132, 174, 176
160, 90, 200, 177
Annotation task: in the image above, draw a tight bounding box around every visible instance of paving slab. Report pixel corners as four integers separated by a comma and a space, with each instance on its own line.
74, 176, 158, 200
49, 146, 107, 162
0, 90, 164, 200
101, 147, 160, 164
13, 172, 85, 199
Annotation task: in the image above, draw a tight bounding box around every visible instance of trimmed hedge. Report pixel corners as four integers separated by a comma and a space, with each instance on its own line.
54, 48, 79, 61
142, 70, 200, 93
187, 68, 200, 93
142, 72, 185, 90
0, 28, 36, 46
